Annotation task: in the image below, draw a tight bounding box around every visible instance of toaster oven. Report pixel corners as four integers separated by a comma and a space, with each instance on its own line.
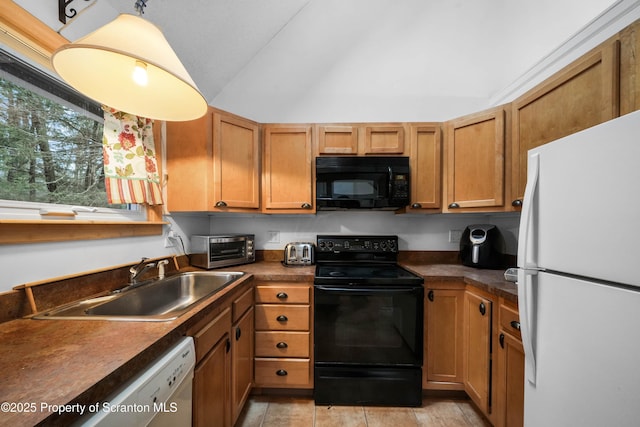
190, 234, 255, 269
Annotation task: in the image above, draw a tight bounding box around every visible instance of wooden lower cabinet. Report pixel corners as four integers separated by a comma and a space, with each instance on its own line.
254, 281, 313, 388
231, 303, 254, 423
423, 282, 464, 389
190, 307, 232, 427
188, 281, 254, 427
494, 299, 525, 427
463, 289, 493, 416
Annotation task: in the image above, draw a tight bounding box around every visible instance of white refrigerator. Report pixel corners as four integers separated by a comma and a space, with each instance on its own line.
516, 109, 640, 427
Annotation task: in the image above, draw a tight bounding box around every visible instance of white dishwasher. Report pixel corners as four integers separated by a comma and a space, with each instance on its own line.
74, 336, 195, 427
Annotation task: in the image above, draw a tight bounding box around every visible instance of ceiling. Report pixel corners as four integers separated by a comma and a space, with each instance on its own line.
72, 0, 619, 121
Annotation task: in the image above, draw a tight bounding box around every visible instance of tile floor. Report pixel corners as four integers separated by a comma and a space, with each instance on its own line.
235, 395, 491, 427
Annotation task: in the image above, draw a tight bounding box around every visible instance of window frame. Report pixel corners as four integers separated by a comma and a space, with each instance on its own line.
0, 3, 164, 244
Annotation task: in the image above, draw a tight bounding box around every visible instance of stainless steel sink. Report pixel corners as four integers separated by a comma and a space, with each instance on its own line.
33, 271, 245, 321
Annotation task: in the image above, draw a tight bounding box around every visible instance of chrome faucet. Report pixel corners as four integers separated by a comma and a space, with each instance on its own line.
129, 257, 157, 284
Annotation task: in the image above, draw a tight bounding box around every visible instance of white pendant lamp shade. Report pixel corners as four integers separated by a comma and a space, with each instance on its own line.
52, 14, 207, 121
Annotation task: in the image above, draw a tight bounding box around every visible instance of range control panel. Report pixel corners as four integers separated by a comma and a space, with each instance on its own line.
316, 235, 398, 253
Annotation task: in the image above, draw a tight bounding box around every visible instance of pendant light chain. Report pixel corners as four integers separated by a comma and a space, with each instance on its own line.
134, 0, 148, 16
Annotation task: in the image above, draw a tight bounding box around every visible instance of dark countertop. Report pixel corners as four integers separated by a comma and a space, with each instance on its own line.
401, 263, 517, 301
0, 260, 513, 426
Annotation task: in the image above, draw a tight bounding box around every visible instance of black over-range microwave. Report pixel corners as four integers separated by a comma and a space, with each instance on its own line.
316, 156, 410, 210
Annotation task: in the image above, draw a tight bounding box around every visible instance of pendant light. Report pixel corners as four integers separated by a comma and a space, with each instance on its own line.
51, 2, 207, 121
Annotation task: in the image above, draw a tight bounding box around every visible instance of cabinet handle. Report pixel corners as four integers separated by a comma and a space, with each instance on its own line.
235, 327, 241, 341
411, 203, 422, 209
225, 338, 231, 353
427, 290, 434, 302
215, 200, 227, 207
510, 320, 521, 331
276, 292, 288, 300
499, 333, 505, 349
276, 342, 288, 349
511, 199, 523, 208
479, 302, 486, 316
301, 203, 312, 209
448, 202, 460, 209
276, 315, 288, 322
276, 369, 288, 376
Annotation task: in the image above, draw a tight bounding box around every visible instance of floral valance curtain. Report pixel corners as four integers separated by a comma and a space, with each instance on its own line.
102, 107, 163, 205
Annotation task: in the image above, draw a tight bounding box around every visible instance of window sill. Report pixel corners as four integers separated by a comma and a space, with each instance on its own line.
0, 220, 165, 244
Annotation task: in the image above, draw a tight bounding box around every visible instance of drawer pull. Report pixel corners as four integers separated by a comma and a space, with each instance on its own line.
510, 320, 521, 331
276, 315, 288, 322
215, 200, 227, 207
276, 342, 288, 349
276, 369, 288, 376
276, 292, 288, 299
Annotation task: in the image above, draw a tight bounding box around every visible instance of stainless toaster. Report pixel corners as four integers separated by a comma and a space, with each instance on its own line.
283, 242, 315, 266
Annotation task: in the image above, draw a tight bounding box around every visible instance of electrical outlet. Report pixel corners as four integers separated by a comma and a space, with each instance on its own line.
267, 230, 280, 243
449, 229, 462, 243
164, 226, 176, 247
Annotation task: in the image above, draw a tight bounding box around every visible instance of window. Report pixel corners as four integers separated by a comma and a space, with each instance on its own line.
0, 6, 163, 243
0, 49, 116, 208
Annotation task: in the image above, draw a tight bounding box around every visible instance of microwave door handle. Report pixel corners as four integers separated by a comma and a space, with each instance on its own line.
388, 166, 393, 197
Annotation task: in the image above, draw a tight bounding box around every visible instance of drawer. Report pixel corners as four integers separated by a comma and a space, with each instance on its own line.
255, 284, 310, 304
255, 305, 309, 331
255, 331, 310, 358
500, 303, 521, 340
233, 286, 254, 323
254, 358, 311, 388
189, 307, 231, 363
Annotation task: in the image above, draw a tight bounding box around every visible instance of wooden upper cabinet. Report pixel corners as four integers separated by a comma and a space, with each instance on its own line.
408, 124, 441, 211
620, 20, 640, 115
444, 106, 507, 212
165, 109, 260, 212
262, 125, 315, 213
212, 113, 260, 211
316, 123, 407, 155
317, 125, 358, 155
165, 109, 214, 211
364, 125, 405, 154
511, 39, 620, 205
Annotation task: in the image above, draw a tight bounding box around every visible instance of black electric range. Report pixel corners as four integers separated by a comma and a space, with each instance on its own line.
313, 235, 424, 407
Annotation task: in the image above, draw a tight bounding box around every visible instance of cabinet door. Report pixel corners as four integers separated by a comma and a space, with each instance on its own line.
424, 288, 463, 389
194, 334, 231, 427
231, 307, 254, 424
212, 113, 260, 211
317, 125, 358, 155
262, 125, 314, 213
409, 124, 441, 211
463, 291, 493, 413
511, 40, 619, 205
445, 106, 505, 211
363, 125, 405, 154
496, 330, 525, 427
165, 110, 213, 211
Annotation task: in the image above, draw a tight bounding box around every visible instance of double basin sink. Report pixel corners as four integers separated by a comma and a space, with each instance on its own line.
33, 271, 245, 322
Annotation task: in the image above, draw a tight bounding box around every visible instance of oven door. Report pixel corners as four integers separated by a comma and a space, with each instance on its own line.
314, 284, 424, 366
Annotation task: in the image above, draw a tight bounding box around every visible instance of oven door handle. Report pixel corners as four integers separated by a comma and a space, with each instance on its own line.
315, 285, 421, 294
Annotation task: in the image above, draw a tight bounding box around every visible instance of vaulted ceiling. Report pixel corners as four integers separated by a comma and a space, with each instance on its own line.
62, 0, 618, 122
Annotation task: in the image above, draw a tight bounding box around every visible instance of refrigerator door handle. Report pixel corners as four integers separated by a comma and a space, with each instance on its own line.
518, 152, 540, 269
518, 268, 537, 385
